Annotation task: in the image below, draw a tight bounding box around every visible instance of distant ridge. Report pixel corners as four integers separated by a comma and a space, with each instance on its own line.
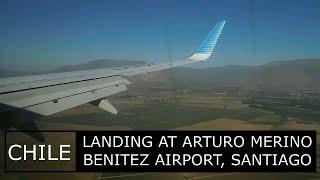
0, 69, 35, 77
50, 59, 145, 73
132, 58, 320, 91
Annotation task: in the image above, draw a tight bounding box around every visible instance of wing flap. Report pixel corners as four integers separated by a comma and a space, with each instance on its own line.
98, 98, 118, 115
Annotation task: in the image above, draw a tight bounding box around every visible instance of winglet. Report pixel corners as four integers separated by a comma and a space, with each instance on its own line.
188, 20, 226, 61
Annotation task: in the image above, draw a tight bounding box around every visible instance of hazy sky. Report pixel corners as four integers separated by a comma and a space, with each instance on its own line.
0, 0, 319, 71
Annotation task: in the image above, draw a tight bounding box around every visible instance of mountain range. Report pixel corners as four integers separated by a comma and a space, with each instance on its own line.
1, 58, 319, 91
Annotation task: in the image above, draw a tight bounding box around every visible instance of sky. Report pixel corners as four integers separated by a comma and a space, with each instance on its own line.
0, 0, 319, 71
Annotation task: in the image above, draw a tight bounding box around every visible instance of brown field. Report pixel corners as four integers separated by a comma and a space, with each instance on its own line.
176, 118, 272, 130
179, 96, 248, 109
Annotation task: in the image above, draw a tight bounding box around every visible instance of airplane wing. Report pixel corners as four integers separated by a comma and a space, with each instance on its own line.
0, 20, 226, 140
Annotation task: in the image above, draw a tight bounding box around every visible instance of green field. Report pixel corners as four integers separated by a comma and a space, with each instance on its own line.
44, 95, 303, 129
45, 102, 244, 130
242, 97, 320, 123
